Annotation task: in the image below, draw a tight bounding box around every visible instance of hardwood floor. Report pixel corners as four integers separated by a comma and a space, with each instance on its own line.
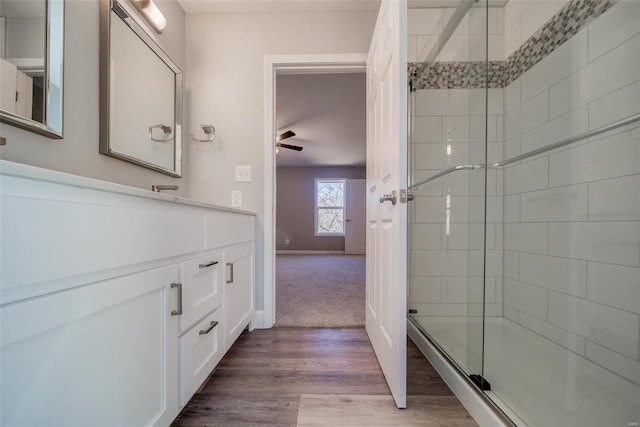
172, 328, 477, 426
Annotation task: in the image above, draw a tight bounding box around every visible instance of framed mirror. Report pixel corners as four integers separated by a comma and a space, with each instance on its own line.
0, 0, 64, 139
99, 0, 182, 177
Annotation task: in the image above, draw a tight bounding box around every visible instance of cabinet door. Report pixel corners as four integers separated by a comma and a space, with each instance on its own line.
224, 244, 255, 351
0, 265, 180, 426
179, 252, 224, 334
179, 307, 224, 407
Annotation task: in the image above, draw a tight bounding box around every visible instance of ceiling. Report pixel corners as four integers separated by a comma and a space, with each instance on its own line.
176, 0, 507, 14
177, 0, 380, 14
275, 73, 366, 167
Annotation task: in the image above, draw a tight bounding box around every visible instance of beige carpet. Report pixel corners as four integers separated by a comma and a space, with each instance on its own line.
275, 255, 365, 328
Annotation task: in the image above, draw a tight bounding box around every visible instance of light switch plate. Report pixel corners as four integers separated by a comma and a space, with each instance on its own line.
231, 191, 242, 207
235, 165, 252, 182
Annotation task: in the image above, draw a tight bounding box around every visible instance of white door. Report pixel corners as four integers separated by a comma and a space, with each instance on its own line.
345, 179, 366, 255
365, 0, 408, 409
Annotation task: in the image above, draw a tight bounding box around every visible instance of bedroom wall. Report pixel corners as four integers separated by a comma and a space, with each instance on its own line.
0, 0, 188, 195
276, 166, 365, 251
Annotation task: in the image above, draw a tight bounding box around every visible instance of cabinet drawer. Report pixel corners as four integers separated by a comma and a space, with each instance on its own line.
179, 253, 223, 333
179, 308, 224, 407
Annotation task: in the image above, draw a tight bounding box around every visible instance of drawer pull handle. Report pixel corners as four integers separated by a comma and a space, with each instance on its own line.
171, 283, 183, 316
199, 320, 218, 335
199, 260, 219, 269
226, 262, 234, 284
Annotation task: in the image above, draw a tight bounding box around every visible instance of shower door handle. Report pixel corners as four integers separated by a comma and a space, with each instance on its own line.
379, 191, 397, 205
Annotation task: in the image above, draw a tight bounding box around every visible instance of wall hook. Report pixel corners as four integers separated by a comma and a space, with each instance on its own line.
192, 124, 216, 142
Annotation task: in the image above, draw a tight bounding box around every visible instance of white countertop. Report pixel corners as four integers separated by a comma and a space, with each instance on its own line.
0, 160, 256, 216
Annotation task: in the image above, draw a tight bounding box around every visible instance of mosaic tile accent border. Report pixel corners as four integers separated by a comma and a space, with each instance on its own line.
409, 0, 617, 90
504, 0, 617, 86
409, 61, 504, 89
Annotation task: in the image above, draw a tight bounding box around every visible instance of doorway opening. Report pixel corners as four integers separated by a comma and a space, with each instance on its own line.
274, 72, 367, 327
261, 54, 367, 329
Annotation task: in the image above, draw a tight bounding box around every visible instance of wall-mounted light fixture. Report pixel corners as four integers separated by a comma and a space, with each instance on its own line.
131, 0, 167, 34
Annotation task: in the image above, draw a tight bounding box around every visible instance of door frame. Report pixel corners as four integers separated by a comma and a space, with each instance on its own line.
261, 54, 367, 329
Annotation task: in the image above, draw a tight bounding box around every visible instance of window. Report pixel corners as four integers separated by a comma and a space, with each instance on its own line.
315, 179, 346, 235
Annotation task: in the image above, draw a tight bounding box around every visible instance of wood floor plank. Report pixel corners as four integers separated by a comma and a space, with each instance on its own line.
297, 395, 477, 426
172, 328, 475, 426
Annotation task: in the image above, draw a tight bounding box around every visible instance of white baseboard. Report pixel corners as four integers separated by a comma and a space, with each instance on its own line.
275, 250, 345, 255
407, 320, 515, 427
251, 310, 272, 329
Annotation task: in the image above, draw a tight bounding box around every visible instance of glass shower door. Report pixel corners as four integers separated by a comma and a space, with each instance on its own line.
407, 0, 491, 388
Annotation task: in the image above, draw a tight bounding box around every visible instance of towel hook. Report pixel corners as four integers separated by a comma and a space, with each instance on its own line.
192, 124, 216, 142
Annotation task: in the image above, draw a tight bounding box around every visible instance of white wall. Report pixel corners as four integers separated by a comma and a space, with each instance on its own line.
0, 0, 188, 194
502, 0, 640, 386
186, 10, 377, 310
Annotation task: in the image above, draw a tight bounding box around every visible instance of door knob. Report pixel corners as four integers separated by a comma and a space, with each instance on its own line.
379, 191, 397, 205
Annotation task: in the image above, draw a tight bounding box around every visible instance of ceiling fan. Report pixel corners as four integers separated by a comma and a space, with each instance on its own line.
276, 130, 303, 151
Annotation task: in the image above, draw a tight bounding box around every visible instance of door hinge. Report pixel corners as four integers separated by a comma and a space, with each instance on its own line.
399, 189, 414, 203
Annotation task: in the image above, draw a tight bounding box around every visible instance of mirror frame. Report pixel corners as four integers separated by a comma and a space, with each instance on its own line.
99, 0, 183, 177
0, 0, 65, 139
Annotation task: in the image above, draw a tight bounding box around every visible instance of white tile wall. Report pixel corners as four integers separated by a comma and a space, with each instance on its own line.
504, 278, 548, 320
504, 305, 519, 322
408, 4, 638, 392
519, 184, 588, 222
414, 142, 469, 169
442, 223, 469, 250
408, 8, 444, 36
410, 277, 443, 303
504, 77, 521, 113
412, 250, 469, 277
442, 277, 469, 303
469, 249, 503, 277
414, 89, 470, 116
587, 262, 640, 314
499, 1, 640, 388
519, 253, 587, 297
588, 174, 640, 221
549, 35, 640, 119
520, 28, 588, 103
518, 311, 586, 355
504, 90, 549, 140
470, 89, 504, 116
504, 194, 520, 222
588, 81, 640, 131
410, 223, 442, 250
588, 0, 640, 62
504, 250, 519, 280
504, 222, 548, 254
547, 291, 640, 359
413, 116, 443, 142
585, 341, 640, 386
549, 222, 640, 267
412, 303, 468, 317
442, 116, 470, 143
548, 129, 640, 188
520, 105, 589, 154
503, 0, 570, 58
519, 0, 567, 43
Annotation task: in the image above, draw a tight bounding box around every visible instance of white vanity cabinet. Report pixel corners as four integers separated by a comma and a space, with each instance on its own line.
224, 243, 255, 351
0, 161, 256, 426
177, 252, 225, 407
0, 265, 181, 427
178, 252, 224, 335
